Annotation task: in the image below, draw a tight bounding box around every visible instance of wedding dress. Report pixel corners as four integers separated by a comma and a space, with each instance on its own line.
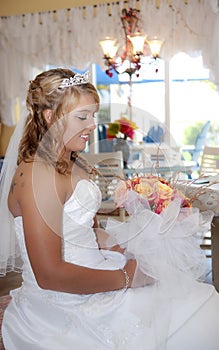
2, 179, 219, 350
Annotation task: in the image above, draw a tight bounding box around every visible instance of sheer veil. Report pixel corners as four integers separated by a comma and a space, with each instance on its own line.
0, 111, 27, 276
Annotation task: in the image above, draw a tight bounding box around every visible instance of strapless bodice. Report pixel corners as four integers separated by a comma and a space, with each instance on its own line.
64, 179, 102, 227
14, 179, 126, 290
62, 179, 105, 266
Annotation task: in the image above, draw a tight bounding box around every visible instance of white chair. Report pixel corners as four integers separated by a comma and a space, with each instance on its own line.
129, 144, 181, 169
82, 151, 126, 221
140, 144, 181, 178
141, 145, 181, 166
199, 146, 219, 176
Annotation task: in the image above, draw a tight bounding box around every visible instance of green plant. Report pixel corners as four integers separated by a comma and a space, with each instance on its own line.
183, 122, 205, 145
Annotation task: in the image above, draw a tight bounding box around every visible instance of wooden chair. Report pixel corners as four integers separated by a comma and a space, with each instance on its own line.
82, 151, 126, 221
199, 146, 219, 176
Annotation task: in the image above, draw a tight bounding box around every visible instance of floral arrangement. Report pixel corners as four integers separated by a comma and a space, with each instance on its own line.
115, 174, 191, 214
108, 173, 216, 291
107, 117, 138, 140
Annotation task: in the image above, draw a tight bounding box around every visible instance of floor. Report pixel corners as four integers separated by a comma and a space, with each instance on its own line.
0, 272, 22, 297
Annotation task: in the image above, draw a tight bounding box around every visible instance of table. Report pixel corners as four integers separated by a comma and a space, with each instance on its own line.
128, 143, 197, 178
177, 180, 219, 291
124, 161, 197, 178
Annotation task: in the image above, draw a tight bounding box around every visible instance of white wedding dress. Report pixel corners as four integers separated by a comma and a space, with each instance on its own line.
2, 179, 219, 350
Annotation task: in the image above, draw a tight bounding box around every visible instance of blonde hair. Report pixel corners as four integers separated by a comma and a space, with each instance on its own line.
18, 68, 100, 174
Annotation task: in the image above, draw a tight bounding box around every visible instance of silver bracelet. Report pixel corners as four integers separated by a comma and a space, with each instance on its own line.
120, 268, 130, 291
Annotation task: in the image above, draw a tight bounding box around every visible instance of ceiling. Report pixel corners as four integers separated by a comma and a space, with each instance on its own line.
0, 0, 116, 16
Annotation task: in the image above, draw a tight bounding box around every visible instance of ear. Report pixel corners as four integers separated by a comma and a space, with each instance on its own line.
43, 109, 53, 125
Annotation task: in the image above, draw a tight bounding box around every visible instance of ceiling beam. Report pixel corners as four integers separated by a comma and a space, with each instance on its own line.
0, 0, 118, 16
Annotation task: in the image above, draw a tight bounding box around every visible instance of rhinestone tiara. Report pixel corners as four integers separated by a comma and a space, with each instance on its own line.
59, 71, 90, 88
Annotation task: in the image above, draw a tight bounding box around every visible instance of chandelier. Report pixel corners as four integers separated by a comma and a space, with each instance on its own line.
99, 8, 163, 80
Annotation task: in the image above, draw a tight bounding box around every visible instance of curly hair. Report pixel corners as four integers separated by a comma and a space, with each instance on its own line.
18, 68, 100, 175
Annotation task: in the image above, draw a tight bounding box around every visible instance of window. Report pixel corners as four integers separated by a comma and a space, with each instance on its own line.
96, 53, 219, 147
169, 53, 219, 146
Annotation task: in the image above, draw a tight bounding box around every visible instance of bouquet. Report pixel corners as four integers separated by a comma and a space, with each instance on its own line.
105, 174, 212, 288
114, 174, 191, 214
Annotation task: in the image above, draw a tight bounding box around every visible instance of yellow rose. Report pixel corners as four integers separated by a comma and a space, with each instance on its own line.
157, 182, 173, 199
134, 181, 154, 196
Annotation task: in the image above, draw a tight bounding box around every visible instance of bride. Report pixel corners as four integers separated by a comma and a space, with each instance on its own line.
1, 68, 219, 350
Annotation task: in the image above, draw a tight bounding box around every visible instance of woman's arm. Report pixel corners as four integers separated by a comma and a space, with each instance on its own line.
92, 215, 99, 229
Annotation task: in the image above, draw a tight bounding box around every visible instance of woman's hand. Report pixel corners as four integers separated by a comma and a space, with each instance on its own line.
124, 260, 155, 289
123, 259, 137, 288
94, 227, 118, 250
110, 244, 125, 254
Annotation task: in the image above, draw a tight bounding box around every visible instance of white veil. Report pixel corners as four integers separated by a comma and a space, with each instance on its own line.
0, 111, 27, 276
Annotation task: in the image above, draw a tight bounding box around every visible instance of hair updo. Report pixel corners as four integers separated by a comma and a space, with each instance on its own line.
17, 68, 100, 175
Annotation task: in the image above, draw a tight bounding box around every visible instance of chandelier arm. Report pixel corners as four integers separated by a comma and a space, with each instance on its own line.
111, 65, 121, 76
99, 8, 163, 79
120, 17, 129, 62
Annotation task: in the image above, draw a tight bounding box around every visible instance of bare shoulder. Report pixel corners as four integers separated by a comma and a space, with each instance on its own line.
9, 161, 53, 195
9, 161, 33, 197
8, 161, 68, 217
8, 161, 33, 216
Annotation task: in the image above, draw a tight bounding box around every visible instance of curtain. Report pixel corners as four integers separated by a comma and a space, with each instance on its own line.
0, 0, 218, 125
